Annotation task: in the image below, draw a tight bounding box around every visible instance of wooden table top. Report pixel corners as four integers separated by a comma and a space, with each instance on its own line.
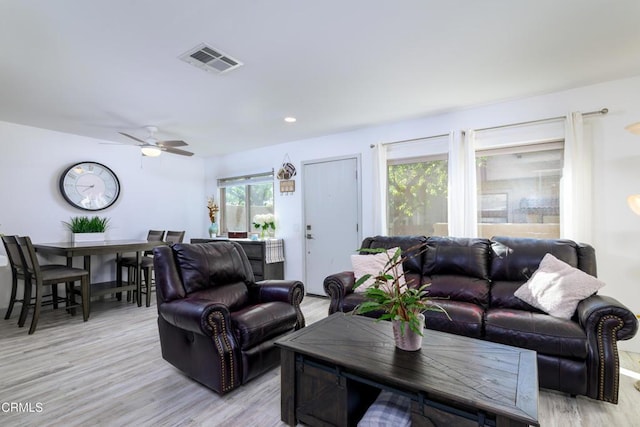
33, 239, 165, 256
276, 312, 539, 426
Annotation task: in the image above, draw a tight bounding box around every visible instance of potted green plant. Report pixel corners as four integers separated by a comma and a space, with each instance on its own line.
353, 246, 449, 351
63, 216, 111, 243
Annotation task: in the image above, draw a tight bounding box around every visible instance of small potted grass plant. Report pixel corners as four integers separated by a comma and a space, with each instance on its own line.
63, 216, 110, 243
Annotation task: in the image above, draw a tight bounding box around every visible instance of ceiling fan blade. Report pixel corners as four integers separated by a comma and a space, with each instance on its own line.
119, 132, 146, 144
157, 140, 188, 147
162, 146, 194, 156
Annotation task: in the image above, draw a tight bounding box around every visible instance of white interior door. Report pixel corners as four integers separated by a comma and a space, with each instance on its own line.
303, 157, 360, 295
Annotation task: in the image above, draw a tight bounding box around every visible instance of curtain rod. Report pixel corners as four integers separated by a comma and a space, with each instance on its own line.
473, 108, 608, 133
370, 133, 450, 149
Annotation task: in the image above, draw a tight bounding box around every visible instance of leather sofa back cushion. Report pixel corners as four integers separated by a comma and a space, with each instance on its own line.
490, 236, 580, 281
190, 283, 249, 311
424, 275, 490, 306
362, 235, 427, 275
490, 280, 544, 312
423, 237, 491, 280
173, 242, 253, 294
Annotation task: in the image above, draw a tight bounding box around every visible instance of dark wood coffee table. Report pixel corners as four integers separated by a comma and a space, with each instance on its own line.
276, 313, 539, 427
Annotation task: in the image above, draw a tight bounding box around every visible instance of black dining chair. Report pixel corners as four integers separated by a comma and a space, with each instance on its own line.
2, 235, 61, 324
16, 236, 90, 334
2, 235, 29, 320
120, 230, 165, 304
137, 230, 185, 307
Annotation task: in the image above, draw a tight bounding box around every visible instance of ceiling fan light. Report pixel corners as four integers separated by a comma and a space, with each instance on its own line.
141, 146, 162, 157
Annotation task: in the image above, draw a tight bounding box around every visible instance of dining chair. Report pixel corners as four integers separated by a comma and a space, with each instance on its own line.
2, 235, 62, 324
120, 230, 165, 304
2, 235, 28, 320
137, 230, 185, 307
16, 236, 90, 334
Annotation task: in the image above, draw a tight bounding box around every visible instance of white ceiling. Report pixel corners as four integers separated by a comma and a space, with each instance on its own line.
2, 1, 640, 157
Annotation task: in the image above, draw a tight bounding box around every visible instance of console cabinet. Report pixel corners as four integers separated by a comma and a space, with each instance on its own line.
190, 238, 284, 281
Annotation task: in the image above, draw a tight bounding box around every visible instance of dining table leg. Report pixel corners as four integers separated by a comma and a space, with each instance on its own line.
82, 255, 92, 315
115, 252, 123, 301
135, 251, 142, 307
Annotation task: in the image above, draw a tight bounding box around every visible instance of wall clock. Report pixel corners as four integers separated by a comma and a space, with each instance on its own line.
59, 161, 121, 211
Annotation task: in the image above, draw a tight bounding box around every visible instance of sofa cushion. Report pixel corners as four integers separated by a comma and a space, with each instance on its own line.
423, 237, 491, 280
173, 242, 254, 294
490, 236, 580, 281
485, 308, 588, 359
362, 235, 427, 277
351, 247, 405, 292
423, 300, 484, 338
490, 280, 544, 312
230, 302, 297, 350
190, 283, 249, 311
514, 253, 605, 319
423, 275, 490, 307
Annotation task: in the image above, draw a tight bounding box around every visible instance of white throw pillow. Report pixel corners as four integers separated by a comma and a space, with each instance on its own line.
351, 247, 405, 293
514, 253, 605, 319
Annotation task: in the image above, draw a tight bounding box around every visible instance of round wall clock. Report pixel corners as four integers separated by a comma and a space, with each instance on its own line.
59, 161, 121, 211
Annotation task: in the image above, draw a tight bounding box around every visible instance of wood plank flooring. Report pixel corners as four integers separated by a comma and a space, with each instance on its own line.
0, 295, 638, 427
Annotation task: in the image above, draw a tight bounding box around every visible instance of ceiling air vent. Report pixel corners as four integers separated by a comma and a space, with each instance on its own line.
179, 43, 243, 74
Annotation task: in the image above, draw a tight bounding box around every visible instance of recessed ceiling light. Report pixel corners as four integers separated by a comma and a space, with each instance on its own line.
284, 117, 297, 123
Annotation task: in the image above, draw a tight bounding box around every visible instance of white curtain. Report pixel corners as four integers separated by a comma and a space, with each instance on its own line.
372, 143, 387, 235
448, 131, 477, 237
561, 112, 592, 243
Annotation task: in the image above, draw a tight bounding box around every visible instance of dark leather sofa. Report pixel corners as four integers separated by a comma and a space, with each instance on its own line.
153, 241, 305, 394
324, 235, 638, 403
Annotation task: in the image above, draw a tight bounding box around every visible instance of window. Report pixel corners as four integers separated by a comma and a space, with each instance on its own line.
387, 156, 448, 236
218, 172, 274, 234
383, 135, 450, 236
476, 142, 563, 239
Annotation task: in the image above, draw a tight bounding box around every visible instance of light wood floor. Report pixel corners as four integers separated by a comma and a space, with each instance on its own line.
0, 295, 638, 427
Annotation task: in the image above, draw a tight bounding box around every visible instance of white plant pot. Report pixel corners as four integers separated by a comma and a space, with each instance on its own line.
392, 313, 425, 351
72, 232, 106, 243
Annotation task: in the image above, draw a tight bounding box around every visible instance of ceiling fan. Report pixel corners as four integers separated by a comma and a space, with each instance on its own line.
118, 126, 194, 157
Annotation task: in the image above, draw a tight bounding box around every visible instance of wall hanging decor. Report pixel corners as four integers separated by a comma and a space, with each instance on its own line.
277, 154, 296, 195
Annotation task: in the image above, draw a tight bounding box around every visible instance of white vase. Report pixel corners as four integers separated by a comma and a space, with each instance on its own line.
392, 313, 424, 351
72, 232, 105, 243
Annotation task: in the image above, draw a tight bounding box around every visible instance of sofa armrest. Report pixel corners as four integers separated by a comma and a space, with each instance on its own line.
159, 297, 232, 336
577, 294, 638, 341
576, 294, 639, 403
323, 271, 356, 315
254, 280, 305, 329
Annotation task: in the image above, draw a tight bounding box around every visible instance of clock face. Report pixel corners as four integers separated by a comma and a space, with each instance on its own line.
59, 162, 120, 211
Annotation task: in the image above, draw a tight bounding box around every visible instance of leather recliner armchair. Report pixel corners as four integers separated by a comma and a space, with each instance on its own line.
153, 241, 305, 394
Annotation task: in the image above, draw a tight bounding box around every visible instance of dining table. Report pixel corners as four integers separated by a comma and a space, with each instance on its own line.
33, 239, 167, 310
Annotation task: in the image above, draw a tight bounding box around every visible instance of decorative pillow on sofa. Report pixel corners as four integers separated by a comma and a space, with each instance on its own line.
351, 247, 405, 292
514, 253, 605, 319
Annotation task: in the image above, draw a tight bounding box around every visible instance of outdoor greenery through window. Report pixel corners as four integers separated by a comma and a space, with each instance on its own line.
476, 142, 563, 239
218, 172, 274, 234
387, 155, 448, 236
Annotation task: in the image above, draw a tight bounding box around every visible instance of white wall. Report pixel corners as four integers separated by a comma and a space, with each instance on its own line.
0, 121, 207, 305
208, 75, 640, 352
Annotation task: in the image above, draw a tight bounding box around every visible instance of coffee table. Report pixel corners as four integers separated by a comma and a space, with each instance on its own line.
275, 312, 539, 427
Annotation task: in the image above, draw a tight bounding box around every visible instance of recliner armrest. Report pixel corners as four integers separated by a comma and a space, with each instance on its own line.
576, 294, 638, 403
253, 280, 305, 329
159, 298, 232, 336
254, 280, 304, 305
323, 271, 356, 315
577, 294, 638, 341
